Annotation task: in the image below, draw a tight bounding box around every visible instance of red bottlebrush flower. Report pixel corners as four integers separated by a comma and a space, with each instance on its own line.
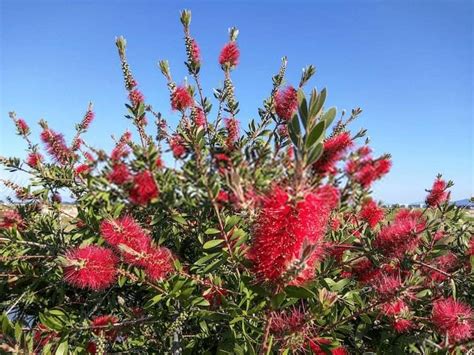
381, 299, 413, 333
353, 157, 392, 188
129, 170, 159, 205
169, 134, 187, 159
357, 145, 372, 157
426, 252, 458, 282
329, 217, 341, 231
469, 238, 474, 256
16, 118, 30, 135
313, 185, 340, 210
171, 86, 194, 111
107, 163, 131, 185
155, 156, 164, 169
274, 86, 298, 121
141, 245, 175, 281
393, 319, 413, 333
374, 209, 426, 258
33, 324, 59, 348
74, 164, 90, 176
91, 315, 119, 340
329, 243, 351, 262
0, 210, 24, 229
219, 42, 239, 68
382, 299, 409, 316
86, 342, 97, 354
111, 144, 130, 161
307, 338, 347, 355
216, 190, 230, 204
270, 307, 307, 336
374, 273, 402, 298
214, 153, 231, 174
375, 158, 392, 176
188, 38, 201, 64
81, 109, 95, 130
129, 89, 144, 106
248, 186, 337, 284
203, 282, 228, 307
192, 106, 207, 127
431, 297, 473, 343
100, 216, 152, 265
40, 128, 72, 164
359, 199, 384, 228
84, 152, 95, 162
313, 132, 353, 175
224, 117, 239, 149
426, 178, 449, 207
26, 152, 42, 168
63, 246, 118, 290
278, 124, 289, 137
349, 258, 380, 283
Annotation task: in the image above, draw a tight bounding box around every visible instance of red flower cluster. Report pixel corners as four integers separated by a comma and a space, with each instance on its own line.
91, 315, 120, 340
169, 133, 187, 159
40, 128, 73, 164
375, 209, 426, 258
0, 210, 24, 229
274, 86, 298, 121
350, 157, 392, 188
128, 170, 159, 205
100, 216, 175, 280
431, 297, 473, 343
359, 198, 384, 228
224, 117, 239, 149
192, 106, 206, 127
308, 338, 348, 355
80, 109, 95, 130
140, 245, 175, 281
74, 164, 91, 176
63, 246, 118, 290
203, 280, 228, 307
33, 324, 59, 349
313, 132, 353, 175
425, 178, 449, 207
381, 299, 413, 333
188, 38, 200, 64
219, 42, 239, 68
26, 152, 43, 168
16, 118, 30, 135
425, 252, 458, 283
374, 272, 402, 298
248, 185, 339, 284
171, 86, 194, 111
107, 163, 131, 185
129, 89, 145, 106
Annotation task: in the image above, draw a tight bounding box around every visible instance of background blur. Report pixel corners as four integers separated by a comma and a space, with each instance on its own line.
0, 0, 472, 204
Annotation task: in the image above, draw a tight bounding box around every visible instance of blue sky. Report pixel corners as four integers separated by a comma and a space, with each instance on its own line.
0, 0, 472, 203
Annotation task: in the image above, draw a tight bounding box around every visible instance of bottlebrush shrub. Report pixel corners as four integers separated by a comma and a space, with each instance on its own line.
0, 10, 472, 355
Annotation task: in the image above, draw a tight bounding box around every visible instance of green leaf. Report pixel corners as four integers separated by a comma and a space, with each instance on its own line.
297, 89, 308, 128
306, 143, 324, 166
204, 228, 221, 235
288, 114, 301, 149
271, 292, 286, 309
172, 215, 187, 225
285, 286, 316, 299
313, 87, 327, 117
321, 107, 337, 127
203, 239, 224, 249
305, 120, 325, 149
55, 339, 68, 355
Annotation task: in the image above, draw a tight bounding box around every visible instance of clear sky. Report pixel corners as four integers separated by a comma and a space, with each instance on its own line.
0, 0, 472, 203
